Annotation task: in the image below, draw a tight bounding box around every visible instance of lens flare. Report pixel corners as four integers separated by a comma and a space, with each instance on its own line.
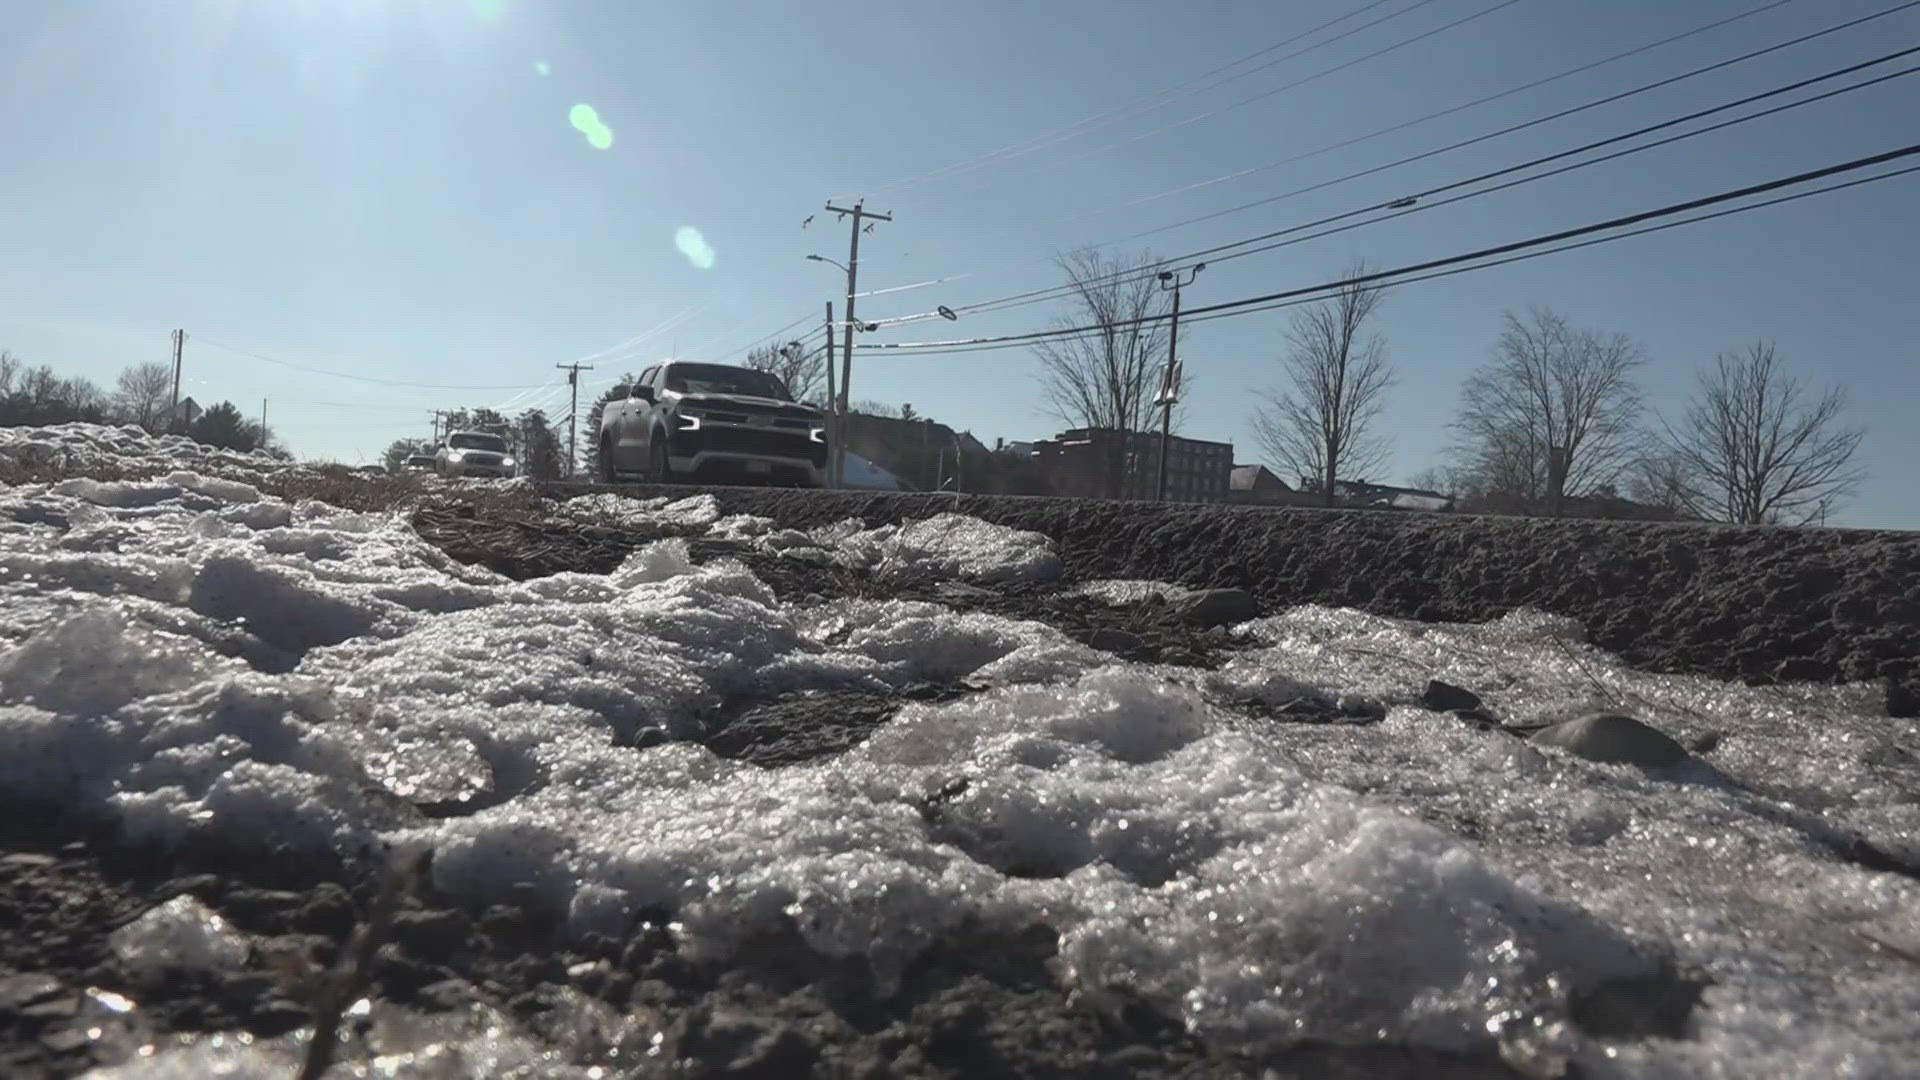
467, 0, 507, 21
569, 104, 613, 150
534, 60, 551, 77
675, 227, 716, 270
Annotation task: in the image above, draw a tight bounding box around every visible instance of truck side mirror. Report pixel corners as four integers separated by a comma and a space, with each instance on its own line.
631, 385, 655, 403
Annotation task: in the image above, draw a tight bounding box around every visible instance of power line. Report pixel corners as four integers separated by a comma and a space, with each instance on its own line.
890, 1, 1920, 324
1122, 0, 1920, 240
854, 0, 1800, 301
957, 0, 1525, 193
899, 161, 1920, 358
869, 163, 1920, 359
1101, 0, 1805, 216
1182, 163, 1920, 327
712, 310, 819, 363
941, 46, 1920, 323
196, 338, 551, 391
859, 143, 1920, 353
848, 0, 1422, 198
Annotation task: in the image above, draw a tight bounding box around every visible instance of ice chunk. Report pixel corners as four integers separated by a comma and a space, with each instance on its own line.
50, 477, 186, 508
0, 609, 234, 714
164, 470, 261, 504
884, 513, 1060, 584
109, 895, 249, 974
803, 599, 1074, 687
830, 513, 1060, 585
659, 493, 722, 527
85, 999, 586, 1079
188, 554, 380, 652
861, 667, 1209, 767
1070, 579, 1195, 606
610, 538, 694, 587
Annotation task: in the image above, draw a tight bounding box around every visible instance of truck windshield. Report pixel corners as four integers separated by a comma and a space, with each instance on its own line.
449, 433, 507, 452
663, 364, 791, 400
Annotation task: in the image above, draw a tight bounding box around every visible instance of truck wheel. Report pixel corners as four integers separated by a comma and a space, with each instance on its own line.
648, 437, 671, 484
597, 437, 616, 484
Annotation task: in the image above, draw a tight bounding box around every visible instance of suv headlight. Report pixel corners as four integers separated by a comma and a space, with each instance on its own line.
447, 450, 466, 460
501, 456, 517, 468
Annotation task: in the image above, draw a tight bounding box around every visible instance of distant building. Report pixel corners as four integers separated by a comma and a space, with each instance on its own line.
1229, 464, 1315, 506
172, 396, 203, 430
1032, 427, 1234, 503
842, 410, 983, 491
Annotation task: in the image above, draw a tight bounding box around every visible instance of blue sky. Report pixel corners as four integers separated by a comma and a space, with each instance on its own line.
2, 0, 1915, 526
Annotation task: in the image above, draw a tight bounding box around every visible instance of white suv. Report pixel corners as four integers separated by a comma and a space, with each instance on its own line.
435, 431, 517, 478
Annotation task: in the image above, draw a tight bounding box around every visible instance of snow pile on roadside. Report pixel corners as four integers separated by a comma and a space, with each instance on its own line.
1, 422, 284, 479
0, 425, 1912, 1076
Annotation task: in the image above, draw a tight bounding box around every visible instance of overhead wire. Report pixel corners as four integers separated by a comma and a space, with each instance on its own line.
953, 0, 1527, 195
854, 143, 1920, 354
1095, 0, 1806, 215
1122, 0, 1920, 240
932, 46, 1920, 324
849, 0, 1418, 197
875, 1, 1920, 324
196, 338, 552, 391
892, 162, 1920, 358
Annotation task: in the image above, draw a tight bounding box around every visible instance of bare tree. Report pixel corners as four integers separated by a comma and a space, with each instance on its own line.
1658, 341, 1864, 525
1626, 448, 1697, 517
113, 361, 175, 430
1249, 263, 1395, 506
0, 350, 19, 395
1449, 307, 1645, 514
743, 340, 825, 406
1031, 248, 1177, 498
1406, 463, 1466, 497
850, 400, 905, 419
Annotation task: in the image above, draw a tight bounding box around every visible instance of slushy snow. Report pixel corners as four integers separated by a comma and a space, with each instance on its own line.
0, 424, 1914, 1078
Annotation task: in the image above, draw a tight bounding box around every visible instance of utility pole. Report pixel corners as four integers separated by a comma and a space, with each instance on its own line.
259, 399, 267, 441
823, 302, 837, 487
169, 330, 186, 432
431, 409, 455, 447
555, 362, 595, 479
823, 201, 890, 487
1155, 264, 1203, 502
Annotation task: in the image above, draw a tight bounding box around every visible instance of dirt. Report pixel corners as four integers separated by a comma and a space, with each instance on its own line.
544, 483, 1920, 717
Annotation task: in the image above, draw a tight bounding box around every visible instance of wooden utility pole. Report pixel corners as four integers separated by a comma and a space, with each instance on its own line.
259, 399, 267, 440
823, 201, 890, 487
1155, 265, 1203, 502
431, 410, 455, 447
823, 302, 836, 487
555, 362, 595, 478
169, 330, 186, 432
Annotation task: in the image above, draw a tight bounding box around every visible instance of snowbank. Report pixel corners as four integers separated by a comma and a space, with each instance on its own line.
0, 424, 1913, 1076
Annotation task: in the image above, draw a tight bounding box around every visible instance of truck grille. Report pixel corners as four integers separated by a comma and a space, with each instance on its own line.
678, 427, 827, 465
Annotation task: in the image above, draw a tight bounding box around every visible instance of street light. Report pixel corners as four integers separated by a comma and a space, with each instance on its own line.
806, 254, 848, 273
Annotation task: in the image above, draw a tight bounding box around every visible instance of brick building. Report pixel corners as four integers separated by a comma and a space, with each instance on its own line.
1032, 427, 1234, 503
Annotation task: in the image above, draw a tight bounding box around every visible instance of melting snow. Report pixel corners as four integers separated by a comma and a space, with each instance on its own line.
0, 424, 1914, 1078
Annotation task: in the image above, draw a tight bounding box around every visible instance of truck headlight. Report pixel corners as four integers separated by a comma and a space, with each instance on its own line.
676, 413, 702, 432
502, 456, 517, 468
809, 426, 826, 444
